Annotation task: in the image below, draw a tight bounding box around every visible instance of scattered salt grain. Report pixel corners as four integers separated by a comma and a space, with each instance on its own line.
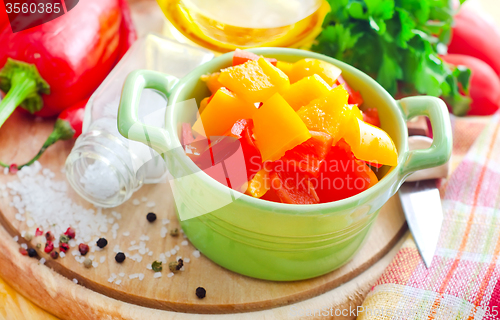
193, 250, 200, 258
122, 231, 130, 236
3, 167, 8, 175
146, 264, 152, 270
39, 258, 46, 265
113, 245, 120, 253
72, 250, 80, 256
146, 201, 156, 208
160, 227, 168, 238
139, 235, 149, 241
21, 230, 26, 237
26, 220, 34, 228
165, 252, 171, 258
118, 272, 125, 277
100, 256, 105, 263
129, 273, 139, 279
21, 243, 28, 249
180, 266, 185, 271
176, 256, 182, 261
13, 236, 18, 242
130, 241, 136, 245
115, 279, 122, 285
167, 272, 174, 278
138, 273, 145, 281
92, 261, 98, 268
141, 197, 147, 202
89, 255, 95, 261
174, 245, 180, 251
73, 278, 78, 284
181, 240, 188, 246
184, 258, 190, 263
132, 199, 140, 205
148, 251, 153, 256
59, 252, 66, 258
154, 272, 162, 278
162, 219, 170, 225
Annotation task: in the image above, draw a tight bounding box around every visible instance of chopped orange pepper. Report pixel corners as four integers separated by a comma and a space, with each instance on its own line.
276, 61, 294, 78
343, 118, 398, 166
253, 93, 311, 162
198, 97, 210, 116
296, 85, 352, 143
192, 87, 257, 137
244, 167, 271, 198
200, 72, 223, 94
289, 58, 342, 86
281, 74, 331, 111
218, 58, 290, 103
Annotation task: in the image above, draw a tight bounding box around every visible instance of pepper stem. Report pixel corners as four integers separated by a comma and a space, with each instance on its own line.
0, 58, 50, 128
18, 118, 75, 169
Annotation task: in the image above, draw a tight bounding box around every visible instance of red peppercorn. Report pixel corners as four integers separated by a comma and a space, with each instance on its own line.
78, 243, 89, 256
19, 248, 28, 255
45, 231, 55, 242
50, 251, 59, 259
9, 164, 18, 174
59, 243, 70, 253
44, 241, 54, 253
35, 228, 43, 237
64, 227, 76, 239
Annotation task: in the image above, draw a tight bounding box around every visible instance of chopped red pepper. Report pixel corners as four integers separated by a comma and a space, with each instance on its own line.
335, 75, 364, 106
362, 108, 381, 127
269, 171, 319, 204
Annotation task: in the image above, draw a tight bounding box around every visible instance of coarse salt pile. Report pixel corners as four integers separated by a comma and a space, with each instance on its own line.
79, 161, 120, 201
3, 162, 116, 244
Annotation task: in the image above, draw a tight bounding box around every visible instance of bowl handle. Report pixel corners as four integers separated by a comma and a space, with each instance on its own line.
397, 96, 452, 180
117, 70, 179, 154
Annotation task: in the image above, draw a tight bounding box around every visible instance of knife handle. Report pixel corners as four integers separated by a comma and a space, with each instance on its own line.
398, 97, 452, 180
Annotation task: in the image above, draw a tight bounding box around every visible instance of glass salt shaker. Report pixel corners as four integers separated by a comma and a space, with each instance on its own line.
65, 34, 214, 207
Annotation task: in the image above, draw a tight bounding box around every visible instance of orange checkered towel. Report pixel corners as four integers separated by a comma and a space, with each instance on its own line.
358, 114, 500, 319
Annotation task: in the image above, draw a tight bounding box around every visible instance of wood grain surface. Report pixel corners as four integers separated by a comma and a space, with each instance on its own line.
0, 110, 406, 319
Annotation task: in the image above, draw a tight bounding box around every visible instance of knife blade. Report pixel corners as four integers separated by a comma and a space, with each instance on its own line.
398, 136, 449, 268
398, 179, 443, 268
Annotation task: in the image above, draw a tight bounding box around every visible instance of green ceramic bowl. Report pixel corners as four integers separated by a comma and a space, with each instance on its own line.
117, 48, 452, 281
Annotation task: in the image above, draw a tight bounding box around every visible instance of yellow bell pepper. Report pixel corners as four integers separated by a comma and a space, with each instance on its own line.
192, 87, 257, 137
200, 72, 223, 94
289, 59, 342, 86
276, 61, 294, 78
218, 58, 290, 103
343, 118, 398, 166
244, 168, 271, 198
296, 85, 351, 143
198, 97, 210, 116
281, 74, 331, 111
253, 93, 311, 162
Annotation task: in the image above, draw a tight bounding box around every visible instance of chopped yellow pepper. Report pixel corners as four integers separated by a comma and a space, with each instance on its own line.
244, 168, 271, 198
200, 72, 223, 94
218, 58, 290, 103
276, 61, 294, 78
192, 87, 257, 137
253, 93, 311, 162
296, 85, 352, 143
289, 58, 342, 86
281, 74, 331, 111
343, 118, 398, 166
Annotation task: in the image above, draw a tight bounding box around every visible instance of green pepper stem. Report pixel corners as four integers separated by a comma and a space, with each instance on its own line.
0, 72, 38, 128
18, 118, 75, 169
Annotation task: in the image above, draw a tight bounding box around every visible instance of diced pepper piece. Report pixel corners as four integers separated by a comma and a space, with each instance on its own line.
281, 74, 331, 111
233, 49, 277, 66
277, 131, 333, 177
270, 171, 319, 204
198, 97, 210, 116
192, 87, 257, 137
227, 119, 263, 180
343, 117, 398, 166
218, 58, 290, 103
362, 108, 381, 127
253, 93, 311, 162
296, 85, 352, 143
200, 72, 223, 94
244, 167, 271, 198
335, 75, 364, 105
289, 59, 342, 86
311, 139, 378, 203
276, 61, 294, 78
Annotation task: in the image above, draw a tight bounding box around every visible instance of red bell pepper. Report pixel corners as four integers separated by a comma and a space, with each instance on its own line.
335, 75, 364, 106
0, 0, 124, 127
269, 170, 319, 205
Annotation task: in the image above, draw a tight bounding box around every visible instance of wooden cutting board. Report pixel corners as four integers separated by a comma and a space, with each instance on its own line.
0, 111, 406, 319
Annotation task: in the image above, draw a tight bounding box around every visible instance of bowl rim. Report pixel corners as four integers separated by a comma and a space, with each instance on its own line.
166, 47, 407, 215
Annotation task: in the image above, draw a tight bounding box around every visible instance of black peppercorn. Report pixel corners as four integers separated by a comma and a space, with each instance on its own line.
115, 252, 126, 263
27, 248, 37, 257
146, 212, 157, 222
96, 238, 108, 249
196, 287, 206, 299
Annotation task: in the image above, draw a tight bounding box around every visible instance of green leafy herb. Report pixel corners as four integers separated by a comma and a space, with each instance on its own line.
312, 0, 471, 114
152, 260, 163, 272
